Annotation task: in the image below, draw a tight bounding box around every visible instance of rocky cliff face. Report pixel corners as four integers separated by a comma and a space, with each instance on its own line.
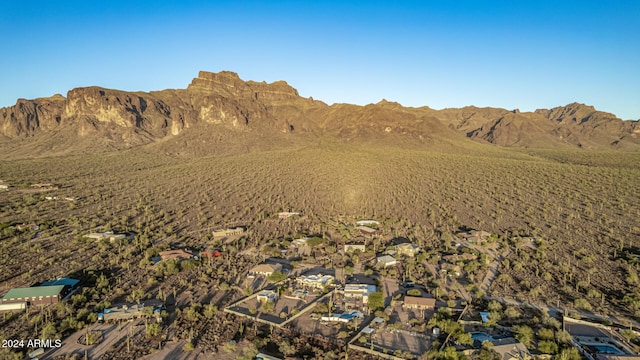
0, 71, 638, 157
0, 95, 65, 137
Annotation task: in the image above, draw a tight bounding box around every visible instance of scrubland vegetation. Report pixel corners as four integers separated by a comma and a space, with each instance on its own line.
0, 143, 638, 358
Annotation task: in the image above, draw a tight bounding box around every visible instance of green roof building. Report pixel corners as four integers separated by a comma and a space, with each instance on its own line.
1, 285, 67, 305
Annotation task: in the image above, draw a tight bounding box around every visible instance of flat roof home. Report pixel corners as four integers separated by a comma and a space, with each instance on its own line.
292, 237, 311, 246
403, 296, 436, 311
277, 212, 300, 219
84, 231, 128, 242
356, 226, 379, 236
461, 230, 492, 243
1, 285, 68, 306
212, 227, 245, 238
256, 353, 283, 360
98, 300, 163, 322
396, 243, 420, 257
376, 255, 398, 267
343, 284, 377, 303
16, 223, 39, 231
256, 290, 278, 304
356, 220, 379, 226
159, 249, 195, 261
249, 263, 283, 276
296, 274, 334, 289
0, 184, 9, 190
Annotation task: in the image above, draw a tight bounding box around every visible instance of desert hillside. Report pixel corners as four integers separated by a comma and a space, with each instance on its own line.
1, 71, 639, 159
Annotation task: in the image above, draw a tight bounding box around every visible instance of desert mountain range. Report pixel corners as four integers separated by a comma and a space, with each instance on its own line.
1, 70, 639, 157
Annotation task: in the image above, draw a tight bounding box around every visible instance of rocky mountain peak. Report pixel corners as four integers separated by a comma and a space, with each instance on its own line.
188, 70, 299, 101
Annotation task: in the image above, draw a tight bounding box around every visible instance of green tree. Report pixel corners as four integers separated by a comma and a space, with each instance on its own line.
557, 347, 581, 360
504, 306, 520, 319
146, 323, 162, 337
455, 332, 473, 345
268, 270, 287, 283
279, 340, 296, 356
620, 329, 636, 341
574, 298, 592, 311
487, 300, 502, 312
555, 330, 572, 344
538, 340, 558, 354
262, 301, 275, 313
513, 325, 534, 347
203, 304, 218, 318
537, 327, 555, 340
367, 292, 385, 312
41, 322, 59, 340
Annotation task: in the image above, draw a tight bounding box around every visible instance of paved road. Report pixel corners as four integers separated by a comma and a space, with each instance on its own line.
480, 248, 511, 292
43, 320, 144, 360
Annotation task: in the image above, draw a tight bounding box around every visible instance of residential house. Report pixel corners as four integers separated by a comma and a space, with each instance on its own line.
403, 296, 436, 311
256, 290, 278, 304
16, 223, 39, 231
277, 212, 300, 219
344, 244, 366, 253
296, 274, 334, 289
461, 230, 492, 243
356, 226, 379, 236
84, 231, 128, 242
292, 237, 311, 246
256, 353, 283, 360
376, 255, 398, 267
159, 249, 195, 261
342, 284, 376, 303
0, 184, 8, 191
212, 227, 245, 238
396, 243, 420, 257
491, 338, 531, 360
356, 220, 379, 226
98, 300, 163, 322
249, 263, 283, 276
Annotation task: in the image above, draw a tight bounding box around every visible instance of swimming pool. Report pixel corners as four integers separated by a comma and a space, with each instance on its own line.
591, 345, 624, 354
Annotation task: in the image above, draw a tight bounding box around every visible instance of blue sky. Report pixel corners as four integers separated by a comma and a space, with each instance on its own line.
1, 1, 639, 119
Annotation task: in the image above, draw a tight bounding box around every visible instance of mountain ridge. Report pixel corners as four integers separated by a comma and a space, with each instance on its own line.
1, 70, 638, 157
